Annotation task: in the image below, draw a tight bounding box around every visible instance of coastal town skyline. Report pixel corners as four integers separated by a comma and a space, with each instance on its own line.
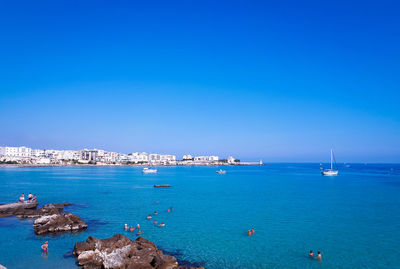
0, 145, 243, 165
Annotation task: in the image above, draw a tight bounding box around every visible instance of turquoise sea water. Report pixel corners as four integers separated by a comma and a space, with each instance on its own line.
0, 164, 400, 269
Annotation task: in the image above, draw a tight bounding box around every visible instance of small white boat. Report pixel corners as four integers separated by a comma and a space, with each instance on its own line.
142, 168, 157, 174
216, 169, 226, 174
321, 149, 338, 176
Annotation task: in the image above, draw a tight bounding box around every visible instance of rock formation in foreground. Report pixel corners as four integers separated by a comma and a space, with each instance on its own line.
0, 202, 87, 235
74, 234, 204, 269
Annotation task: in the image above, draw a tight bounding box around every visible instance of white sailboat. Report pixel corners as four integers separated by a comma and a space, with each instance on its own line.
321, 149, 338, 176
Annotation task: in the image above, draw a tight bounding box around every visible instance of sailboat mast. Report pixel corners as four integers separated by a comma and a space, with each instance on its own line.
330, 149, 333, 170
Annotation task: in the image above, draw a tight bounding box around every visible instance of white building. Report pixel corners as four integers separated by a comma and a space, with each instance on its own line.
194, 156, 219, 162
128, 152, 149, 163
0, 146, 32, 158
227, 156, 236, 164
182, 155, 193, 160
149, 154, 176, 164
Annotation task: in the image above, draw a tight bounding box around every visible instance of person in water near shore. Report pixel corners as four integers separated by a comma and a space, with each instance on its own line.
136, 230, 142, 235
41, 241, 49, 253
159, 222, 165, 227
247, 230, 251, 236
129, 226, 134, 232
153, 220, 157, 225
154, 211, 158, 215
137, 224, 140, 229
146, 215, 152, 219
124, 224, 128, 230
251, 228, 255, 235
309, 250, 314, 257
19, 193, 25, 203
317, 251, 322, 260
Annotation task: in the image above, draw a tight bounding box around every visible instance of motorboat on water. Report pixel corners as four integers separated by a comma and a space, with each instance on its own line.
216, 169, 226, 174
321, 149, 338, 176
142, 167, 157, 174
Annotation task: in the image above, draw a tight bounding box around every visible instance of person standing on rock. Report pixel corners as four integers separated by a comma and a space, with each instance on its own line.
28, 193, 33, 202
19, 193, 25, 203
41, 241, 49, 253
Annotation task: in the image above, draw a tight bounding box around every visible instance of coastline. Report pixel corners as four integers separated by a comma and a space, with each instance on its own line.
0, 162, 264, 168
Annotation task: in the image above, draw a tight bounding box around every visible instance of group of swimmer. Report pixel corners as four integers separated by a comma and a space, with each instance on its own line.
247, 228, 255, 236
124, 223, 143, 235
309, 250, 322, 260
18, 193, 37, 203
124, 203, 172, 235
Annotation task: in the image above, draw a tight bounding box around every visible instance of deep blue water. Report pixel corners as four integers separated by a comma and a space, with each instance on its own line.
0, 164, 399, 269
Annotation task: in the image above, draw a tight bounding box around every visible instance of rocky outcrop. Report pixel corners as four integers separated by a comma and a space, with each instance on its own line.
0, 201, 39, 217
34, 212, 87, 235
0, 202, 87, 235
74, 234, 204, 269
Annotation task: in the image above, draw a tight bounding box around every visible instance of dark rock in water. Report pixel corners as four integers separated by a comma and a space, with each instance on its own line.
33, 212, 87, 235
0, 201, 38, 217
17, 203, 65, 219
73, 234, 204, 269
0, 201, 87, 236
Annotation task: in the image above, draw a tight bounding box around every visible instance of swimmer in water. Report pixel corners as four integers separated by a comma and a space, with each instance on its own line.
159, 222, 165, 227
124, 224, 128, 230
41, 241, 49, 253
309, 250, 314, 257
136, 230, 142, 235
146, 215, 152, 219
137, 224, 140, 229
247, 230, 251, 236
153, 220, 157, 225
129, 226, 134, 232
167, 208, 170, 212
154, 211, 158, 215
317, 251, 321, 260
251, 228, 255, 235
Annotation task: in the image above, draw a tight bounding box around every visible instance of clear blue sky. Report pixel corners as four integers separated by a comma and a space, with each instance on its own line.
0, 0, 399, 162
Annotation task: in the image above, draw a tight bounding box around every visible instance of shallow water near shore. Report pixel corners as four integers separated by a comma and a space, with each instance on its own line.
0, 164, 400, 268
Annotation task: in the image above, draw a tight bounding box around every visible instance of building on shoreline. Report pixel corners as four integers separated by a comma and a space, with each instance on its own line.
0, 146, 249, 166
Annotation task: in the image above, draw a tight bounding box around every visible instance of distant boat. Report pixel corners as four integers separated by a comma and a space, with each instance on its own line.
154, 184, 171, 188
142, 168, 157, 174
321, 149, 338, 176
216, 169, 226, 174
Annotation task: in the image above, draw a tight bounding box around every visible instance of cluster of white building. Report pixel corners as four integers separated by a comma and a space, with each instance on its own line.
0, 146, 237, 166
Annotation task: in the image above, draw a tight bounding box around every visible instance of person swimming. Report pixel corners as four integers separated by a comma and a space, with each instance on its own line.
247, 230, 251, 236
251, 228, 255, 235
154, 211, 158, 215
124, 224, 128, 230
146, 215, 152, 219
159, 222, 165, 227
309, 250, 314, 257
167, 208, 170, 212
41, 241, 49, 253
136, 224, 140, 229
129, 226, 134, 232
136, 230, 142, 235
317, 251, 322, 260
